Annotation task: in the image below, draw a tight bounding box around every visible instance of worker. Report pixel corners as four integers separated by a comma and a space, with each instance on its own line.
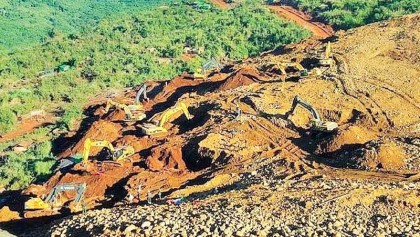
137, 184, 142, 200
147, 190, 152, 204
235, 106, 242, 121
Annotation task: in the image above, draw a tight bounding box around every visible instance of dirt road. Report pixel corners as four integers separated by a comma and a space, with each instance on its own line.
268, 5, 333, 39
207, 0, 230, 9
0, 116, 56, 143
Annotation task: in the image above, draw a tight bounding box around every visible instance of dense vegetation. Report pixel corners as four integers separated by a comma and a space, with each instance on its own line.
0, 0, 171, 51
288, 0, 420, 29
0, 1, 310, 190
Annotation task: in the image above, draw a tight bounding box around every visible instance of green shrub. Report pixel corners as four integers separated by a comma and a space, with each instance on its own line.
59, 104, 84, 131
290, 0, 420, 29
0, 141, 56, 190
0, 107, 17, 133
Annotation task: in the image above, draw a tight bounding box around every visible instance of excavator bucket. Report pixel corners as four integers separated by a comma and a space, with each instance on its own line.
24, 198, 50, 210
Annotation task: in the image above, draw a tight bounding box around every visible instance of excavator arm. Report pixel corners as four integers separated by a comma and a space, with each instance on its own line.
285, 96, 321, 121
325, 41, 331, 59
135, 84, 148, 103
319, 42, 333, 66
285, 96, 338, 132
82, 138, 134, 163
140, 102, 193, 136
158, 102, 192, 127
82, 138, 115, 163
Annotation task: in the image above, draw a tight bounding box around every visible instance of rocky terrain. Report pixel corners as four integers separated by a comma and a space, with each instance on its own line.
1, 13, 419, 237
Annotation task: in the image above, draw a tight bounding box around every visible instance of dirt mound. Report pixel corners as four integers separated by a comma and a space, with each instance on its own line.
146, 146, 186, 171
217, 67, 264, 92
59, 120, 122, 159
0, 206, 20, 222
317, 126, 378, 154
358, 141, 406, 170
103, 108, 129, 121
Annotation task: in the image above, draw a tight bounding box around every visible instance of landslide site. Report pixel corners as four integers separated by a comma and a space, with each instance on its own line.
1, 13, 420, 237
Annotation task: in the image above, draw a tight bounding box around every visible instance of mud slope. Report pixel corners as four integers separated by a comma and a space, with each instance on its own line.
1, 14, 419, 236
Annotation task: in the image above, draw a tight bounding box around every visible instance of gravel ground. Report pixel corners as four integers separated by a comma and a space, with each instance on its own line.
22, 161, 420, 237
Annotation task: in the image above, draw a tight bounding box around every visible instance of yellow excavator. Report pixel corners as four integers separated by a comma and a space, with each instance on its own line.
82, 138, 135, 164
285, 96, 338, 132
194, 58, 220, 79
318, 42, 333, 67
24, 183, 86, 217
104, 99, 146, 121
139, 102, 193, 136
277, 62, 308, 78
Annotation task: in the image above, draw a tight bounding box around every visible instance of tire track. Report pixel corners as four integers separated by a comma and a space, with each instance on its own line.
363, 78, 420, 110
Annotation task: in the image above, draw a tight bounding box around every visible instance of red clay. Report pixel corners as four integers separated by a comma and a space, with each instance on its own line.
217, 67, 266, 91
208, 0, 230, 9
0, 116, 56, 143
268, 5, 333, 39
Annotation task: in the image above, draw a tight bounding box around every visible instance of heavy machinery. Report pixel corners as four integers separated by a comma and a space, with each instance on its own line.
194, 58, 220, 79
285, 96, 338, 132
135, 83, 149, 103
82, 138, 135, 164
277, 62, 308, 78
139, 102, 193, 136
318, 42, 333, 67
104, 99, 146, 121
24, 183, 86, 216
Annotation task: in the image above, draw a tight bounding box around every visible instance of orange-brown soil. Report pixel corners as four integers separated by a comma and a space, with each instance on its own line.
1, 14, 419, 228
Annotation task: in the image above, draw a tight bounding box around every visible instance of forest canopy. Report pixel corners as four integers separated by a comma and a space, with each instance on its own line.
0, 1, 310, 189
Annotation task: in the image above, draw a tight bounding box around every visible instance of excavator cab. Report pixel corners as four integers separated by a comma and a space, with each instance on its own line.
139, 102, 193, 136
285, 96, 338, 133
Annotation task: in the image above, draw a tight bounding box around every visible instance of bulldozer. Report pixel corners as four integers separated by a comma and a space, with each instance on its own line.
24, 183, 86, 217
285, 96, 338, 132
277, 62, 308, 78
104, 99, 146, 121
318, 41, 333, 67
82, 138, 135, 165
194, 58, 220, 79
138, 102, 193, 136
